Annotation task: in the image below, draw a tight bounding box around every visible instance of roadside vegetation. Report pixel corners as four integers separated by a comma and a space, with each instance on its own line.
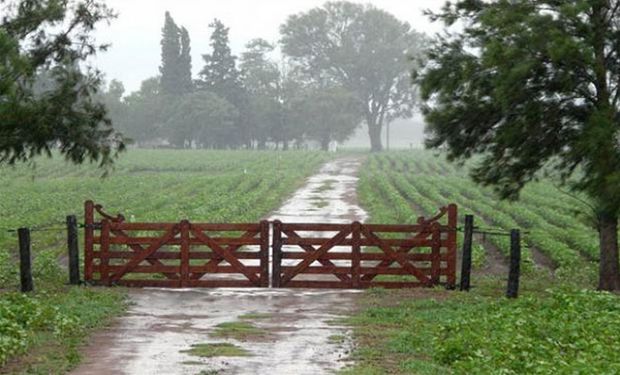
344, 151, 619, 374
0, 149, 329, 371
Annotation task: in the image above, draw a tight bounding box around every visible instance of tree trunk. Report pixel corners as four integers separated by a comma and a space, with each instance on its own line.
320, 137, 329, 151
368, 124, 383, 152
598, 213, 620, 291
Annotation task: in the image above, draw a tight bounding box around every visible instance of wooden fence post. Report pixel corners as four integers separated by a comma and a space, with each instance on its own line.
66, 215, 80, 285
272, 220, 282, 288
18, 228, 33, 293
460, 215, 474, 291
84, 200, 94, 282
179, 220, 190, 288
506, 229, 521, 298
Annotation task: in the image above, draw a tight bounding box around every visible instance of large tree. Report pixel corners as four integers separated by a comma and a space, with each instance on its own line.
280, 1, 426, 151
0, 0, 124, 166
418, 0, 620, 290
159, 12, 192, 96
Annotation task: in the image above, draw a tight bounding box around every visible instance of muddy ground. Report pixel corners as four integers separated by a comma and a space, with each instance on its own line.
72, 157, 368, 375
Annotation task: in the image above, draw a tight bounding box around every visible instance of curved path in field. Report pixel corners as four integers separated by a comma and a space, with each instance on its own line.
71, 156, 367, 375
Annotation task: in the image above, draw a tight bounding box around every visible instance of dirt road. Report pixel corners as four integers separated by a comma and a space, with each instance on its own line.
72, 157, 368, 375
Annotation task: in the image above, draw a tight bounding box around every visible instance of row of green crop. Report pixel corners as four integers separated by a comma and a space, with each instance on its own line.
361, 152, 599, 273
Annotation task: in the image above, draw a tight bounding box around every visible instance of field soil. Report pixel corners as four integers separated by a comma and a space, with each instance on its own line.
71, 156, 367, 375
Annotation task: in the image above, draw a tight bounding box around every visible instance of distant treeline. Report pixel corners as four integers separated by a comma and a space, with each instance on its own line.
100, 1, 427, 151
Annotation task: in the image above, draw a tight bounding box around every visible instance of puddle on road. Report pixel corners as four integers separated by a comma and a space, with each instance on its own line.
72, 157, 368, 375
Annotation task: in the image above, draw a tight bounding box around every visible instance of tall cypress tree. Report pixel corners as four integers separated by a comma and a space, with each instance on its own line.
159, 12, 193, 96
179, 27, 193, 94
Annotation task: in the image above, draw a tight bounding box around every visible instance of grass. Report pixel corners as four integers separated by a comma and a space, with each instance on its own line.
181, 343, 251, 358
0, 287, 127, 374
212, 321, 269, 341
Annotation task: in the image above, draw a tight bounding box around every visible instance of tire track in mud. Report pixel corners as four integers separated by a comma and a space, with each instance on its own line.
71, 156, 368, 375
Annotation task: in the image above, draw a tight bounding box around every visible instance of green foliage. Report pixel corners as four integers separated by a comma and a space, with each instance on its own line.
0, 288, 125, 369
417, 0, 620, 289
434, 290, 620, 374
159, 12, 193, 96
0, 0, 124, 167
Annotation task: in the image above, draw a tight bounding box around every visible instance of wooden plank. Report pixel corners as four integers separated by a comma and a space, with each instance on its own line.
109, 226, 179, 281
191, 228, 261, 285
97, 251, 262, 260
280, 252, 448, 261
94, 236, 261, 246
272, 220, 283, 288
189, 266, 262, 274
280, 266, 352, 275
282, 237, 437, 247
100, 220, 111, 285
446, 204, 458, 288
351, 222, 361, 288
431, 223, 441, 284
364, 224, 452, 232
284, 280, 356, 289
282, 229, 352, 283
112, 279, 183, 288
361, 226, 432, 285
84, 200, 94, 282
259, 220, 269, 287
280, 223, 352, 232
94, 265, 180, 273
280, 228, 352, 286
110, 222, 176, 231
180, 220, 190, 287
191, 223, 260, 231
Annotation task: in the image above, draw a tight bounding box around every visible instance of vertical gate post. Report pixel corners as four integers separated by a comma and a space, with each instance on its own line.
259, 220, 270, 287
180, 220, 190, 287
84, 200, 95, 282
430, 222, 441, 285
67, 215, 80, 285
351, 222, 362, 288
446, 204, 458, 288
100, 220, 111, 286
506, 229, 521, 298
460, 215, 474, 291
272, 220, 283, 288
18, 228, 33, 293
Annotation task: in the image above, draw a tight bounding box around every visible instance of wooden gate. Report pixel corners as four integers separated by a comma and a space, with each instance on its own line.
271, 205, 457, 289
84, 201, 269, 288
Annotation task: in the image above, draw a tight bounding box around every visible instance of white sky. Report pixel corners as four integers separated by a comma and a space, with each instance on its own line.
93, 0, 446, 93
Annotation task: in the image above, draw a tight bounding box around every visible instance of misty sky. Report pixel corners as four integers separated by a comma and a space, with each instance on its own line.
93, 0, 446, 93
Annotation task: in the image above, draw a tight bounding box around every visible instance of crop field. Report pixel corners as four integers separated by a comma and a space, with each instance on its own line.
0, 149, 329, 371
358, 150, 598, 279
346, 151, 620, 374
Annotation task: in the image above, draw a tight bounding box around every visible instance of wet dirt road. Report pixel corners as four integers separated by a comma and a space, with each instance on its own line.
72, 156, 368, 375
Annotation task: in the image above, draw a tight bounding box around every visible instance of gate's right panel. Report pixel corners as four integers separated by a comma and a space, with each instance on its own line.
272, 204, 457, 289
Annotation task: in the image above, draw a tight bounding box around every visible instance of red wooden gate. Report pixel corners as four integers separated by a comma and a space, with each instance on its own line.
271, 205, 457, 289
84, 201, 269, 288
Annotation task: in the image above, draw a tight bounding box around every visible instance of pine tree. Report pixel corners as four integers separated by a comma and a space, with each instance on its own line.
199, 19, 241, 100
